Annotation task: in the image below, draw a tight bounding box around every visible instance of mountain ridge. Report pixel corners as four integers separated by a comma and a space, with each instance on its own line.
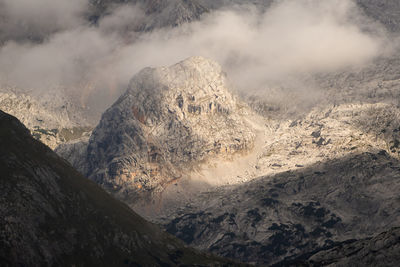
0, 109, 233, 266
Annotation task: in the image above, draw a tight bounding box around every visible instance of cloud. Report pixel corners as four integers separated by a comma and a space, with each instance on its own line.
0, 0, 390, 118
0, 0, 88, 42
91, 0, 387, 96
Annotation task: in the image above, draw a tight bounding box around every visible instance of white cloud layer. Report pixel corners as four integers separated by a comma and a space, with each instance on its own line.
0, 0, 390, 114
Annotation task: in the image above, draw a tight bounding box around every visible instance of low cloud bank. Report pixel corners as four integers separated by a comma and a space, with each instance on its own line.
0, 0, 391, 115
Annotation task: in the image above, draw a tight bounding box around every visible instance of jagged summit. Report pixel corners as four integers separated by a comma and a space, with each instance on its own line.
85, 56, 255, 204
123, 56, 237, 118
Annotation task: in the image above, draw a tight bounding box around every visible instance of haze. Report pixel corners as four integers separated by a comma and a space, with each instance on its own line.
0, 0, 391, 117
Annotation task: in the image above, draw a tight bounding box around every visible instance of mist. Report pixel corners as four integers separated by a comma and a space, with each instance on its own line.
0, 0, 88, 42
0, 0, 391, 118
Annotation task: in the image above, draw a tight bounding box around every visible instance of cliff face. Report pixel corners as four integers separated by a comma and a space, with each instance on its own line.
0, 110, 229, 266
84, 56, 255, 204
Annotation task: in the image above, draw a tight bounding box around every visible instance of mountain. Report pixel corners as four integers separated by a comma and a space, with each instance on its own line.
4, 1, 400, 265
55, 50, 400, 264
0, 110, 231, 266
72, 56, 255, 211
148, 56, 400, 264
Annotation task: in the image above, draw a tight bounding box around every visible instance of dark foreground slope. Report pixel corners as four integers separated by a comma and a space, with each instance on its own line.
0, 110, 230, 266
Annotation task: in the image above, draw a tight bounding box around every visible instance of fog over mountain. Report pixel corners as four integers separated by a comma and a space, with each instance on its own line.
0, 0, 393, 119
2, 0, 400, 266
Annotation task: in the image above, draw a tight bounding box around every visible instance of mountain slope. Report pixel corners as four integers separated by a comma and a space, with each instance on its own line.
0, 110, 230, 266
161, 151, 400, 265
279, 227, 400, 266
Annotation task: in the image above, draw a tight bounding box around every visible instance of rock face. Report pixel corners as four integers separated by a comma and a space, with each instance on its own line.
0, 110, 230, 266
55, 136, 91, 174
283, 227, 400, 266
84, 56, 255, 204
149, 55, 400, 264
162, 151, 400, 266
0, 89, 93, 149
154, 59, 400, 264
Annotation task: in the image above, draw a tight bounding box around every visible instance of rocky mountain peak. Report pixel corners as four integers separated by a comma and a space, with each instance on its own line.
124, 56, 236, 125
85, 56, 255, 204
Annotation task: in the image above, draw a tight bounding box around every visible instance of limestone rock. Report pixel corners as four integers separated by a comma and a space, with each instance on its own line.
85, 56, 255, 204
0, 88, 93, 149
162, 152, 400, 266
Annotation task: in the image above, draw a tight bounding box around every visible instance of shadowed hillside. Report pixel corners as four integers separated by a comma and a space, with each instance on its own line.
0, 110, 234, 266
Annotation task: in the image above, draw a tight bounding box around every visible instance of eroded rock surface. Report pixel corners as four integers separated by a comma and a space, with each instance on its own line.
84, 56, 255, 205
281, 227, 400, 267
161, 151, 400, 265
0, 89, 93, 149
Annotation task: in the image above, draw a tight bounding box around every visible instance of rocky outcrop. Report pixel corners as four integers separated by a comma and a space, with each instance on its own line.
84, 56, 255, 205
0, 110, 231, 266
